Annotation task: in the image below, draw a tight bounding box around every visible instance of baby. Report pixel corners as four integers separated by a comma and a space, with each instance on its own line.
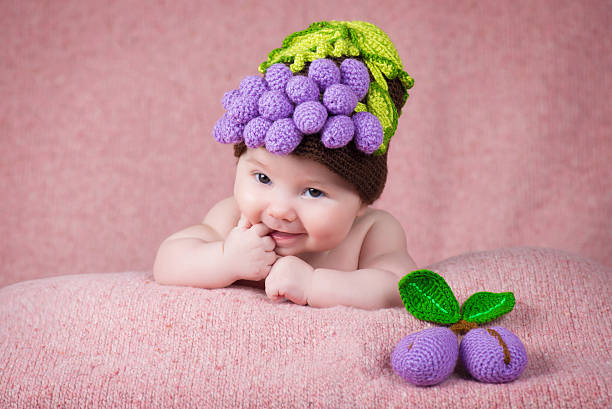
153, 21, 416, 309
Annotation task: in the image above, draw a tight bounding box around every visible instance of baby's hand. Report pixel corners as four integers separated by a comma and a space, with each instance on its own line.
265, 256, 314, 305
223, 216, 277, 281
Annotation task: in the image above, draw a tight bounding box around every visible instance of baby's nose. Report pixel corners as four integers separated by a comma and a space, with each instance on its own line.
266, 196, 297, 222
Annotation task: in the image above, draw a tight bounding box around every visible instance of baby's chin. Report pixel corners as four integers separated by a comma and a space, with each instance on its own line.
273, 246, 300, 257
272, 241, 335, 259
274, 247, 300, 257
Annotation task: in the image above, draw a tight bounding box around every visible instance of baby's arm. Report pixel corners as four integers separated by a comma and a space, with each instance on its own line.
153, 197, 277, 288
265, 211, 415, 309
311, 212, 415, 309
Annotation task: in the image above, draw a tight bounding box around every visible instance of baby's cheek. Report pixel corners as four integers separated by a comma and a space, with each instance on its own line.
235, 188, 265, 224
307, 214, 351, 249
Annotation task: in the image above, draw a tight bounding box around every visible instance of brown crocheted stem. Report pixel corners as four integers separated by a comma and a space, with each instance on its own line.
449, 320, 479, 336
487, 328, 511, 365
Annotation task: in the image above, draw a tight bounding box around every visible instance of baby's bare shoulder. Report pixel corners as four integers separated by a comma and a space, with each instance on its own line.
359, 207, 404, 230
202, 196, 240, 237
358, 208, 416, 272
358, 208, 407, 250
203, 197, 238, 222
163, 197, 239, 242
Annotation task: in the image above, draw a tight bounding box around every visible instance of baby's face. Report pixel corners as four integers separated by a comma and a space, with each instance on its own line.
234, 148, 365, 257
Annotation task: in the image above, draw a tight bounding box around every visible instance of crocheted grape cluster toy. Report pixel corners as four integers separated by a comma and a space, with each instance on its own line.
214, 57, 384, 155
391, 270, 527, 386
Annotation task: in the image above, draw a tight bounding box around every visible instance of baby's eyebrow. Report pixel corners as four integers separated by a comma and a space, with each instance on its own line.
245, 157, 267, 169
301, 178, 332, 188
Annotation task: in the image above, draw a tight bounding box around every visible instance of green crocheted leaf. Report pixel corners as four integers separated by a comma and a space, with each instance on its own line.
398, 270, 461, 325
397, 71, 415, 91
354, 102, 367, 112
461, 292, 516, 324
258, 20, 414, 152
345, 21, 404, 79
259, 21, 359, 73
367, 82, 398, 155
259, 21, 414, 91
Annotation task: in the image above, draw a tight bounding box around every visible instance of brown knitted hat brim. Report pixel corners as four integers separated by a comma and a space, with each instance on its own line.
234, 137, 387, 204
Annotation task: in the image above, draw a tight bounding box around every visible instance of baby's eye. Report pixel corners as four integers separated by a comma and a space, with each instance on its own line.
254, 173, 271, 185
304, 188, 325, 198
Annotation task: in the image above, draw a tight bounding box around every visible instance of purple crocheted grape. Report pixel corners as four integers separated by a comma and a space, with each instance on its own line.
222, 89, 240, 110
239, 75, 268, 99
212, 114, 245, 144
391, 327, 458, 386
352, 111, 383, 154
226, 94, 259, 124
459, 326, 527, 383
293, 101, 327, 134
308, 58, 340, 91
265, 118, 303, 155
265, 63, 293, 92
286, 75, 320, 105
321, 115, 354, 148
340, 59, 370, 100
244, 116, 272, 148
258, 90, 294, 121
322, 84, 358, 115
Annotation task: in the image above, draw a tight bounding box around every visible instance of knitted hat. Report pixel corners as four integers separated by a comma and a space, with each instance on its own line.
214, 21, 414, 204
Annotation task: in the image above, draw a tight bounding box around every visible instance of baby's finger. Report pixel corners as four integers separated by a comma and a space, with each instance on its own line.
237, 215, 252, 229
262, 236, 276, 251
265, 278, 279, 300
267, 288, 286, 303
265, 250, 278, 265
251, 222, 273, 237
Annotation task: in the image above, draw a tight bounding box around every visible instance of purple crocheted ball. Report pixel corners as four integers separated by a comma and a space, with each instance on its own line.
239, 75, 268, 99
459, 326, 527, 383
213, 114, 245, 144
391, 327, 458, 386
258, 90, 294, 121
265, 63, 293, 92
352, 111, 384, 154
222, 89, 240, 110
265, 118, 303, 155
340, 59, 370, 100
321, 115, 354, 148
293, 101, 328, 134
244, 116, 273, 148
308, 58, 341, 91
226, 94, 259, 124
286, 75, 320, 105
322, 84, 358, 115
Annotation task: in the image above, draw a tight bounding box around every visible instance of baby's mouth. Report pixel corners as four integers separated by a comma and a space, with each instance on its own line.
269, 230, 305, 244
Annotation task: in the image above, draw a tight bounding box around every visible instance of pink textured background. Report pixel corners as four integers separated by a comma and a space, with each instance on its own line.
1, 0, 611, 287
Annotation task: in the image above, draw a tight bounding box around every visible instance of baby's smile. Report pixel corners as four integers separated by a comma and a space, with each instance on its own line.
268, 229, 306, 248
270, 229, 304, 240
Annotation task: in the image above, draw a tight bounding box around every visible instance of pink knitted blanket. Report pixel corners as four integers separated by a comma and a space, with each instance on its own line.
1, 247, 610, 408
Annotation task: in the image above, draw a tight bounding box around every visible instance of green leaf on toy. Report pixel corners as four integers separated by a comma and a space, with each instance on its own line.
398, 270, 461, 325
461, 291, 515, 324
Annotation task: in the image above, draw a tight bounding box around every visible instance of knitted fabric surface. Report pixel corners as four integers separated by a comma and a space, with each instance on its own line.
1, 247, 610, 408
218, 21, 414, 204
